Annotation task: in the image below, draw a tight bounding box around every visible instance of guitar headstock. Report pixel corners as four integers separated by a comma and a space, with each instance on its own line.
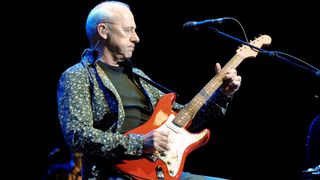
236, 35, 272, 59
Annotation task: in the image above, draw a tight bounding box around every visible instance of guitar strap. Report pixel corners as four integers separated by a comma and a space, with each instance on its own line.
121, 59, 179, 96
133, 72, 178, 96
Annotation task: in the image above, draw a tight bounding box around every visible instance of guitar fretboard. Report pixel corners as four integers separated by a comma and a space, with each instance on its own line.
173, 54, 244, 128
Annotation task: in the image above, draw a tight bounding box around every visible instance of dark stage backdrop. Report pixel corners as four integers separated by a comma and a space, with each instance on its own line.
23, 0, 319, 179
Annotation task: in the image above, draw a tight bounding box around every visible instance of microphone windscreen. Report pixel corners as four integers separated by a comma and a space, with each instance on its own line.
183, 21, 195, 30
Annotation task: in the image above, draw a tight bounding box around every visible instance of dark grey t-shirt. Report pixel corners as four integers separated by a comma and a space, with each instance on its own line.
98, 61, 152, 133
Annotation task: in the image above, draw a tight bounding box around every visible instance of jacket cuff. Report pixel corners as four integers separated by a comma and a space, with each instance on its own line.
213, 89, 233, 108
125, 134, 144, 155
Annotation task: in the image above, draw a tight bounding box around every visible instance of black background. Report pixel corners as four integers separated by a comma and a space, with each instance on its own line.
15, 0, 319, 179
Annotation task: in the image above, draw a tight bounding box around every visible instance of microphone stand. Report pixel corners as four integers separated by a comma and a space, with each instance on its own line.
209, 27, 320, 78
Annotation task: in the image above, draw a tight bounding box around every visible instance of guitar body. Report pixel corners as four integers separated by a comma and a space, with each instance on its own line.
115, 93, 211, 180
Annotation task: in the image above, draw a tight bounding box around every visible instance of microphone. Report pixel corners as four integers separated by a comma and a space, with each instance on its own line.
183, 17, 230, 30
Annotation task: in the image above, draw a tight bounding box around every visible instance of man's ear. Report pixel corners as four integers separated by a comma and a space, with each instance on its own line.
97, 23, 108, 39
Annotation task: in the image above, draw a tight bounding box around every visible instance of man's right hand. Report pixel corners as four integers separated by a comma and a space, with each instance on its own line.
142, 129, 170, 154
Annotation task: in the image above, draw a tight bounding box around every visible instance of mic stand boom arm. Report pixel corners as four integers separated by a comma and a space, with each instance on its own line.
209, 27, 320, 77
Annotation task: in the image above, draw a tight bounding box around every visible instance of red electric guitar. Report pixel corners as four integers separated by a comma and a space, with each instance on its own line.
115, 35, 272, 179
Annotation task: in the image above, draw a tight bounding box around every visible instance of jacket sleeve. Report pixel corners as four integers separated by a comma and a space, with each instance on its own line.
187, 88, 232, 130
57, 67, 144, 159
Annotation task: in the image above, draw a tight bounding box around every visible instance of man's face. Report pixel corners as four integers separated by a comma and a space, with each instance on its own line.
105, 8, 140, 62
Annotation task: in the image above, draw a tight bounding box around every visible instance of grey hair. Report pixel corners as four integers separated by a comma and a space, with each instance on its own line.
85, 1, 130, 49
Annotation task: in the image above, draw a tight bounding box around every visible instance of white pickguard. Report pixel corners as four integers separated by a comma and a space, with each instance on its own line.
153, 114, 208, 177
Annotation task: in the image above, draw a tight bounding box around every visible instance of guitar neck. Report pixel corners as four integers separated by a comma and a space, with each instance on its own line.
172, 34, 272, 128
174, 54, 244, 128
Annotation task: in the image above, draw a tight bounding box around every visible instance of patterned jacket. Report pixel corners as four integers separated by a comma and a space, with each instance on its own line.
57, 52, 231, 179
